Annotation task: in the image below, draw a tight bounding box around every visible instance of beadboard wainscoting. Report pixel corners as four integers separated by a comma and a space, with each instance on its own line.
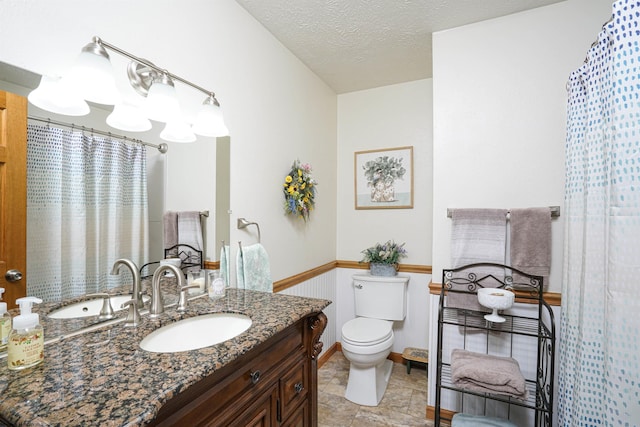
278, 268, 338, 359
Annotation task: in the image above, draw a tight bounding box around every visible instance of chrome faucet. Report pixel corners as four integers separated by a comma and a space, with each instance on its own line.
149, 264, 199, 317
110, 259, 143, 308
86, 293, 115, 320
120, 299, 141, 327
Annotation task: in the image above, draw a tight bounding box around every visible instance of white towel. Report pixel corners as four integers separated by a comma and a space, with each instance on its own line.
220, 244, 230, 286
237, 243, 272, 293
177, 211, 204, 252
449, 209, 508, 311
451, 208, 508, 267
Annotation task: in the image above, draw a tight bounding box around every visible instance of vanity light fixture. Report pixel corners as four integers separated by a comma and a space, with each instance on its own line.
28, 36, 229, 142
28, 75, 90, 116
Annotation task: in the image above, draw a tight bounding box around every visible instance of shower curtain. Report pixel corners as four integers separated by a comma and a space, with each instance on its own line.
26, 123, 149, 302
559, 1, 640, 425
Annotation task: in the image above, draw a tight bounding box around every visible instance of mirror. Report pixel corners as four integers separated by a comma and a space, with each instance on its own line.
0, 60, 230, 299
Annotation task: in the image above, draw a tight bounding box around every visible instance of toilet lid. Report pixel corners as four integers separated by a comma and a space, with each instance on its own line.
342, 318, 393, 345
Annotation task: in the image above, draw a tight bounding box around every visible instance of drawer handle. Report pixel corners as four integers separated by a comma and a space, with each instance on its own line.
294, 382, 304, 394
250, 370, 261, 384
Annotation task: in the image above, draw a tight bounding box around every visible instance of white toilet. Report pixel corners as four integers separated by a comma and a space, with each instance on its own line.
341, 274, 409, 406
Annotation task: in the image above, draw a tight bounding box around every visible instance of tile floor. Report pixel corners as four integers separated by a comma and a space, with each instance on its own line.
318, 351, 435, 427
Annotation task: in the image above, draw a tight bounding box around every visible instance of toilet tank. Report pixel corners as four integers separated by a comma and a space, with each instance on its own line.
352, 274, 409, 321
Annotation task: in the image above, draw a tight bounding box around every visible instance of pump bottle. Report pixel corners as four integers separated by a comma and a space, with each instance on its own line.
7, 297, 44, 370
0, 288, 10, 351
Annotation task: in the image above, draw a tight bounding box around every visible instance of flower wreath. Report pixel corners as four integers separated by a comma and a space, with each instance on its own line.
283, 160, 317, 221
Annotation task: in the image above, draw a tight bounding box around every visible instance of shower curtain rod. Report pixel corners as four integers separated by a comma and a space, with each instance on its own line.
28, 115, 168, 154
584, 15, 615, 63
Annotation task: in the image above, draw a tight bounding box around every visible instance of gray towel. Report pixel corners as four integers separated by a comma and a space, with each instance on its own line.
449, 209, 508, 311
450, 349, 527, 400
163, 211, 178, 253
510, 207, 551, 283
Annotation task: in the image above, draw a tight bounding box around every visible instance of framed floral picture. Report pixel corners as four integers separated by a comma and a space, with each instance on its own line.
354, 146, 413, 209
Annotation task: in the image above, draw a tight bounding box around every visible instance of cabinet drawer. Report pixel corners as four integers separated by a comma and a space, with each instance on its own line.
279, 357, 308, 422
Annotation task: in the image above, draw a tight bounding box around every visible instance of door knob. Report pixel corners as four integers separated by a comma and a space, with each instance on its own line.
5, 269, 22, 282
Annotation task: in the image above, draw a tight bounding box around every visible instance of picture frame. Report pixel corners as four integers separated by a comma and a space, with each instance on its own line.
354, 146, 413, 209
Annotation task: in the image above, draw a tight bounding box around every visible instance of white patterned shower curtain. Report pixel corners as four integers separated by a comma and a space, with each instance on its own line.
559, 1, 640, 425
26, 124, 149, 302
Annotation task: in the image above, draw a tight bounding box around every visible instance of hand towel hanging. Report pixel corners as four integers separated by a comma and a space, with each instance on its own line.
449, 208, 508, 311
237, 242, 272, 293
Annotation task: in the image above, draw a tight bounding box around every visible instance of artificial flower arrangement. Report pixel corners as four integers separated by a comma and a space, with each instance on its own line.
360, 240, 408, 265
283, 160, 317, 221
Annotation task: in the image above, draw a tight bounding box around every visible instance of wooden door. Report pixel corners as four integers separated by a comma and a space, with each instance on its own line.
0, 90, 27, 309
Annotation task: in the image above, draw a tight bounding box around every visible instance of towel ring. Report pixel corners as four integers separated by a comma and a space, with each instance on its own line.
237, 217, 261, 243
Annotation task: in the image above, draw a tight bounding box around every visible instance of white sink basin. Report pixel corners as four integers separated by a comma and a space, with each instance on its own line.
140, 313, 252, 353
48, 295, 150, 319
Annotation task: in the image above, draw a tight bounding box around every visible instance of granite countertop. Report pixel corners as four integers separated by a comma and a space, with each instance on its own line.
0, 284, 331, 427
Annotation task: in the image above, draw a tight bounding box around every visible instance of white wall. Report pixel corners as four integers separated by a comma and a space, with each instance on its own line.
0, 0, 338, 284
337, 79, 433, 265
334, 80, 433, 355
428, 0, 614, 419
431, 0, 613, 292
164, 139, 216, 261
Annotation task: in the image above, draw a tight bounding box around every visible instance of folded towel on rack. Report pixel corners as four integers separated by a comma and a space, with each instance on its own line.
163, 211, 179, 256
237, 243, 272, 293
450, 349, 527, 400
451, 413, 517, 427
449, 209, 508, 311
510, 207, 551, 284
220, 244, 230, 286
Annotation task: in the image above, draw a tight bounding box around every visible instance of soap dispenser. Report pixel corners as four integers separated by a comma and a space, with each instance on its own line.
0, 288, 10, 351
7, 297, 44, 370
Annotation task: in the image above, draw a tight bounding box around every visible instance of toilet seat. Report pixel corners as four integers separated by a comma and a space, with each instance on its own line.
342, 317, 393, 346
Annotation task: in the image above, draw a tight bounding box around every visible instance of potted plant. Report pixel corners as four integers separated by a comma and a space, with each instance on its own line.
360, 240, 407, 276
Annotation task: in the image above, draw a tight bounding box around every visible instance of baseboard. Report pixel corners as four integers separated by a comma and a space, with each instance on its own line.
333, 342, 405, 365
426, 405, 455, 424
318, 343, 338, 369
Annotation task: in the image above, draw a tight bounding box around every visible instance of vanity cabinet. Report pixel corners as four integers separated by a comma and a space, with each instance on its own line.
149, 312, 326, 427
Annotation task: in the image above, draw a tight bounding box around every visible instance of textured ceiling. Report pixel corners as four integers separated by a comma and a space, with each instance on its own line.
236, 0, 565, 93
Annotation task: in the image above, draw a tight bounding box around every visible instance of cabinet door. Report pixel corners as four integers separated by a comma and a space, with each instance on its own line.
280, 401, 307, 427
228, 386, 278, 427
